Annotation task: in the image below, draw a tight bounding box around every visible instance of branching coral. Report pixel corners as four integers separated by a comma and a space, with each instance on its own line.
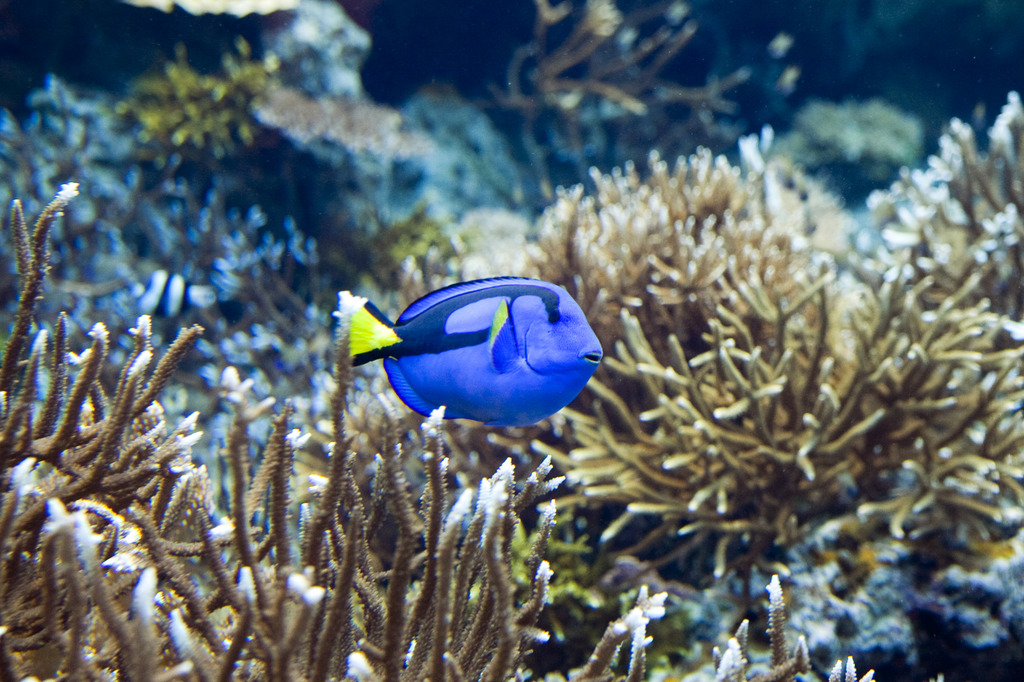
0, 185, 205, 662
0, 187, 672, 680
680, 574, 876, 682
528, 144, 1024, 582
530, 145, 842, 363
870, 91, 1024, 318
490, 0, 748, 196
711, 576, 810, 682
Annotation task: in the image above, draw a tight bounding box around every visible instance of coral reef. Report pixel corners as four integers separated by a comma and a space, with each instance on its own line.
0, 58, 521, 513
12, 2, 1024, 678
318, 94, 1024, 677
0, 73, 332, 422
0, 74, 326, 386
870, 91, 1024, 319
0, 187, 673, 680
525, 141, 1024, 586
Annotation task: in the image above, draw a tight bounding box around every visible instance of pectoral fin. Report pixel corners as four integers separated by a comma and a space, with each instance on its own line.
488, 299, 520, 373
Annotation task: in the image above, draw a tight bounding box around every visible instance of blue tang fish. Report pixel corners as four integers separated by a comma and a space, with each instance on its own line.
349, 277, 602, 426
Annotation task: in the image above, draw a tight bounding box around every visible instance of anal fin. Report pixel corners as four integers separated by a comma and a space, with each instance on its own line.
383, 358, 471, 419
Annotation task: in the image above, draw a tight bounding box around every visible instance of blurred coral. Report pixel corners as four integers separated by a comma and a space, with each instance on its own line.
118, 38, 278, 159
254, 84, 432, 159
0, 74, 336, 437
773, 98, 924, 192
490, 0, 749, 196
121, 0, 299, 16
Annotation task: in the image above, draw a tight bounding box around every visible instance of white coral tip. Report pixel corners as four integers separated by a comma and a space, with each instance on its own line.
766, 574, 784, 610
127, 349, 153, 378
335, 291, 368, 320
423, 405, 446, 436
56, 182, 80, 203
132, 567, 158, 624
346, 651, 376, 681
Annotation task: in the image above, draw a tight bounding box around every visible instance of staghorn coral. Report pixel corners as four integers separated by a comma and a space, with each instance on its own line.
530, 144, 846, 364
0, 185, 205, 659
0, 187, 677, 681
490, 0, 748, 197
870, 91, 1024, 319
527, 143, 1024, 582
705, 576, 811, 682
668, 574, 878, 682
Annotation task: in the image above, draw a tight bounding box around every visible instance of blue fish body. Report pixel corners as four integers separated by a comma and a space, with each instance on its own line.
350, 277, 602, 426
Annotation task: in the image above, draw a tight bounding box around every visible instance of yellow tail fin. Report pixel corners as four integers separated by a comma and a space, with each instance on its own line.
350, 303, 401, 357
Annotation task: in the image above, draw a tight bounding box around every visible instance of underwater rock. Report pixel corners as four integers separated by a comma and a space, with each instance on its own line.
366, 89, 535, 222
910, 533, 1024, 676
782, 519, 1024, 679
262, 0, 371, 99
781, 522, 918, 675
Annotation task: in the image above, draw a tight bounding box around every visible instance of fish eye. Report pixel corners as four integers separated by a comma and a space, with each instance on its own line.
583, 351, 602, 364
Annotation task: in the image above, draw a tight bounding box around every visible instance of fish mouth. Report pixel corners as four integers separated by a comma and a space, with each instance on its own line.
581, 350, 602, 365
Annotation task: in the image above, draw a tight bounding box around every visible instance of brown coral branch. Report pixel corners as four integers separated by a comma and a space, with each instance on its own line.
0, 186, 77, 400
46, 323, 109, 461
308, 502, 359, 682
377, 401, 419, 682
33, 313, 68, 439
130, 323, 204, 417
300, 295, 356, 569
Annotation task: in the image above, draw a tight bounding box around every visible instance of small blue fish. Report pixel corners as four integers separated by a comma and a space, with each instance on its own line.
349, 277, 602, 426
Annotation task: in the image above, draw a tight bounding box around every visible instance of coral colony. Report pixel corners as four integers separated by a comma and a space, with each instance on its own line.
5, 0, 1024, 680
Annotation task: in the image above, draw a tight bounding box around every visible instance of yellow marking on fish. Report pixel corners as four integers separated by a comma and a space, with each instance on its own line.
349, 306, 400, 356
489, 299, 510, 348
